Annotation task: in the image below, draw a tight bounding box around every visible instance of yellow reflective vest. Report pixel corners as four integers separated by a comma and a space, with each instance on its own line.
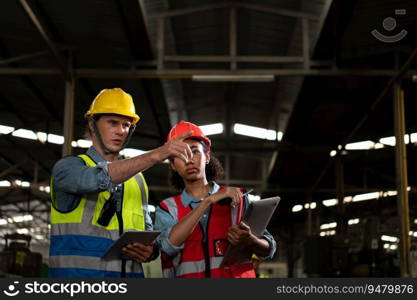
49, 154, 148, 278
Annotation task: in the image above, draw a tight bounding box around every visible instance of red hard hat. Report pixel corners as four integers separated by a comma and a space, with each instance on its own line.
167, 121, 211, 151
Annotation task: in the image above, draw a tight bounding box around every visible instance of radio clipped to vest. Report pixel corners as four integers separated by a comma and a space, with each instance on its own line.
97, 193, 117, 227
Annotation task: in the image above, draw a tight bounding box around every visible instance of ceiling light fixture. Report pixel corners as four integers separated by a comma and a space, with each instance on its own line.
199, 123, 224, 136
234, 123, 278, 141
0, 125, 14, 134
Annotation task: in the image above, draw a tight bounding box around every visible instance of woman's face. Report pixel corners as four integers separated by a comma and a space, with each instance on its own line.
171, 139, 210, 183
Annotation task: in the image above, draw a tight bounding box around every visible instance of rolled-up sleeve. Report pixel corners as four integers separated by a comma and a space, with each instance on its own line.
155, 206, 184, 256
145, 214, 154, 231
142, 202, 154, 231
52, 156, 117, 194
260, 230, 277, 260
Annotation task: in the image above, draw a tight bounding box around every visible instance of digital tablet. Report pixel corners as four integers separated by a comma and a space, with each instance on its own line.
101, 231, 161, 260
241, 196, 281, 237
221, 196, 280, 267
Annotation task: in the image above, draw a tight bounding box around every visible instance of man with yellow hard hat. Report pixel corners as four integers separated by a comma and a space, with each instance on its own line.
49, 88, 194, 278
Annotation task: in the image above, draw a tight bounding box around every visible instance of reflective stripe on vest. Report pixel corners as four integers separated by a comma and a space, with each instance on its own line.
160, 188, 255, 278
49, 154, 148, 277
49, 255, 143, 273
175, 257, 223, 277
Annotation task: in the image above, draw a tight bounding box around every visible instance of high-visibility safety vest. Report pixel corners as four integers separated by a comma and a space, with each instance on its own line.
159, 187, 256, 278
49, 154, 148, 278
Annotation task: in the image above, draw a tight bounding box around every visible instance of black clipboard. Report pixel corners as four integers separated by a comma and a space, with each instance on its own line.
220, 196, 280, 267
101, 231, 161, 260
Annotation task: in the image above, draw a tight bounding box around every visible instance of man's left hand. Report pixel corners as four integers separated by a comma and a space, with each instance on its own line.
227, 222, 255, 246
122, 242, 154, 263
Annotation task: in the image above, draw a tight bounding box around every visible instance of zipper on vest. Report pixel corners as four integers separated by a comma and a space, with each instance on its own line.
115, 184, 124, 236
116, 185, 126, 278
202, 209, 212, 278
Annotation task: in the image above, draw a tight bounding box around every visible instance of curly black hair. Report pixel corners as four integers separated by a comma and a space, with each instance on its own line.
168, 140, 224, 191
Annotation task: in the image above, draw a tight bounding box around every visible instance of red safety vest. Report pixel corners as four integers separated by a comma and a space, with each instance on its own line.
160, 187, 255, 278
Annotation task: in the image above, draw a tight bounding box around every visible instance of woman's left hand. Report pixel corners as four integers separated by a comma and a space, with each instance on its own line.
227, 222, 255, 246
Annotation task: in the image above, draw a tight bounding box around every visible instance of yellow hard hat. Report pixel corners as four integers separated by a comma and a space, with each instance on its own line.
84, 88, 140, 125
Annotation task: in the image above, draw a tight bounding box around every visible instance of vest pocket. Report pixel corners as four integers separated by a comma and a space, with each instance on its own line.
129, 210, 145, 231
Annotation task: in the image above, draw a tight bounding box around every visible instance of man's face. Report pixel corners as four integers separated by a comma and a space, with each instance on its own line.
94, 115, 132, 153
171, 139, 209, 183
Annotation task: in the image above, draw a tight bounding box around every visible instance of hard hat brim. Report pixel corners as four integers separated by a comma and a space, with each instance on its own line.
85, 111, 140, 125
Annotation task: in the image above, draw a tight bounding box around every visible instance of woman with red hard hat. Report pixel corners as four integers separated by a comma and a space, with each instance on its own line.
155, 121, 276, 278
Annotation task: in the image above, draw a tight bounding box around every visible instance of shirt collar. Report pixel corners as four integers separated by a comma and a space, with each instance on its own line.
86, 146, 107, 164
181, 181, 220, 206
86, 146, 123, 163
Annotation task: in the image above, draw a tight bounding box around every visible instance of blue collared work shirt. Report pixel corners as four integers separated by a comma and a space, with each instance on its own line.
51, 146, 153, 230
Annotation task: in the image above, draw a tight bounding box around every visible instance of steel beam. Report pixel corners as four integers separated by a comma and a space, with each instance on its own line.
19, 0, 90, 121
62, 78, 75, 156
75, 68, 417, 78
114, 0, 171, 141
140, 80, 170, 142
229, 7, 237, 70
18, 0, 69, 80
0, 50, 50, 65
150, 2, 231, 18
335, 155, 347, 236
149, 2, 319, 20
0, 68, 60, 75
306, 193, 313, 236
1, 67, 417, 78
0, 44, 63, 122
393, 81, 411, 277
1, 136, 51, 175
239, 3, 319, 21
139, 0, 189, 125
0, 92, 33, 124
266, 0, 333, 184
302, 18, 310, 70
0, 153, 33, 180
63, 69, 417, 78
163, 55, 305, 63
310, 0, 334, 50
306, 45, 417, 194
343, 46, 417, 146
33, 160, 39, 184
223, 82, 235, 186
129, 59, 157, 66
157, 18, 165, 70
0, 160, 30, 178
